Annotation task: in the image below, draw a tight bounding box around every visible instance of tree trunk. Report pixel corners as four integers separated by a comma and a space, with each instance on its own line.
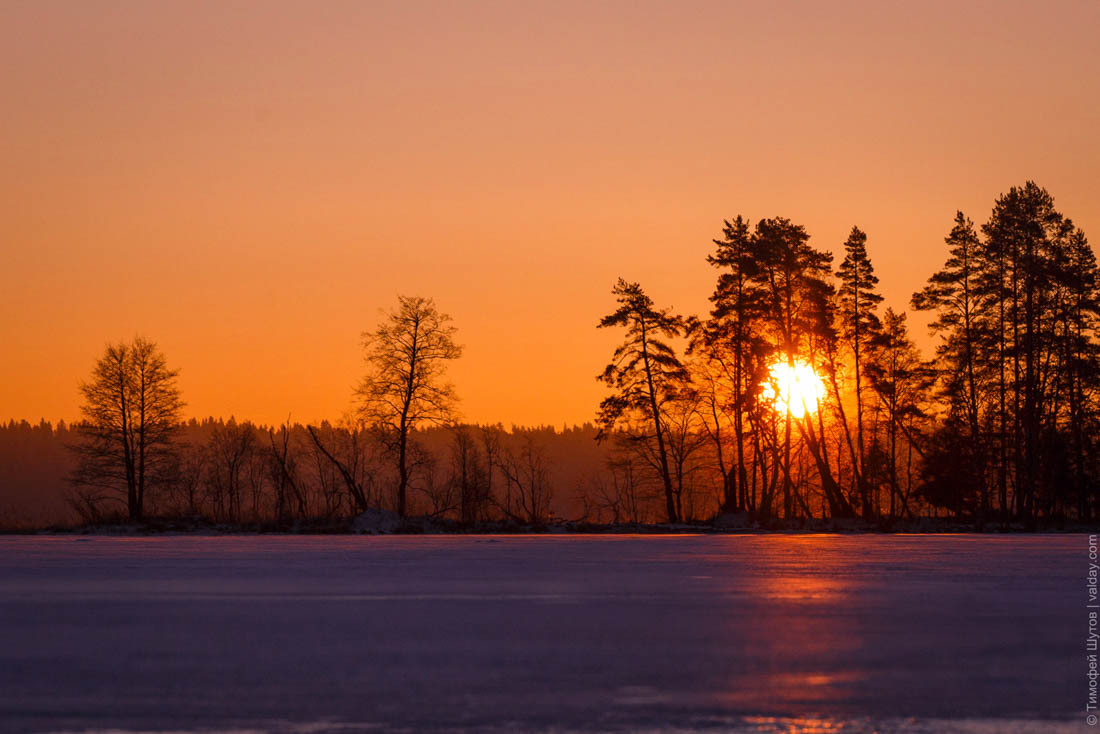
640, 319, 678, 523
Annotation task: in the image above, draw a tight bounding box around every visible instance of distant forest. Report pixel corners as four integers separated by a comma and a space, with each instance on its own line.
1, 181, 1097, 530
0, 419, 605, 529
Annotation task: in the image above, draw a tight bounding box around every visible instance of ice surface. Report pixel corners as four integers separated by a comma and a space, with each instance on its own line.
0, 534, 1082, 733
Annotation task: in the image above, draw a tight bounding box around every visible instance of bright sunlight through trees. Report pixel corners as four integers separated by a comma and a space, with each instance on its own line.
760, 360, 826, 418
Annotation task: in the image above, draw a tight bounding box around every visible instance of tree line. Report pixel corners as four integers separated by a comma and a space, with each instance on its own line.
5, 180, 1095, 529
595, 181, 1099, 526
66, 418, 580, 528
56, 297, 580, 526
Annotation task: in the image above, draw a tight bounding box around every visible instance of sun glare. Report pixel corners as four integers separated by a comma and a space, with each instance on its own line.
761, 359, 825, 418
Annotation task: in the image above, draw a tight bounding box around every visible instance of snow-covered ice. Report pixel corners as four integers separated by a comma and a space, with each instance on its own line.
0, 534, 1081, 732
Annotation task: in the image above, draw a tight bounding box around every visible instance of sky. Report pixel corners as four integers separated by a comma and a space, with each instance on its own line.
2, 0, 1098, 428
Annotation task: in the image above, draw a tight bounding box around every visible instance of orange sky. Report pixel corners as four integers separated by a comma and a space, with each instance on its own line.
2, 0, 1098, 428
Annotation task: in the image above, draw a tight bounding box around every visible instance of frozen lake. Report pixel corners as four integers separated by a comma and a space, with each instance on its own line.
0, 534, 1082, 733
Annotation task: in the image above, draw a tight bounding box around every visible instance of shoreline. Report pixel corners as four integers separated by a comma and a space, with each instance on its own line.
5, 514, 1099, 536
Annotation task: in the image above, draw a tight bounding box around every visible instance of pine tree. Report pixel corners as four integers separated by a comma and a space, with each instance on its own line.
867, 308, 931, 519
837, 226, 883, 518
699, 215, 764, 514
1055, 226, 1100, 519
979, 182, 1064, 521
911, 212, 987, 516
596, 279, 688, 523
750, 217, 846, 518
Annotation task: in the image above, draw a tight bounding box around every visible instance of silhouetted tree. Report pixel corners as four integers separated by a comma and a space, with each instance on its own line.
356, 295, 462, 517
205, 419, 258, 523
911, 212, 988, 516
979, 183, 1051, 520
837, 226, 883, 518
696, 215, 765, 514
70, 337, 184, 521
165, 442, 205, 518
908, 183, 1100, 523
497, 431, 554, 525
449, 425, 490, 524
412, 442, 455, 517
750, 217, 844, 518
306, 421, 377, 514
596, 279, 688, 522
267, 421, 305, 525
978, 182, 1078, 521
1060, 228, 1100, 519
581, 453, 657, 524
866, 308, 931, 518
917, 423, 984, 517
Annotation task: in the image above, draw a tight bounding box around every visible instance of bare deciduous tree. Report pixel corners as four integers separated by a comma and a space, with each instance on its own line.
205, 419, 257, 523
497, 432, 554, 525
306, 421, 377, 514
70, 337, 184, 521
356, 295, 462, 516
450, 425, 490, 524
267, 421, 304, 525
582, 454, 656, 524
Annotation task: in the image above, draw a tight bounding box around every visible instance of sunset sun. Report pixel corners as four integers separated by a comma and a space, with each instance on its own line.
760, 359, 825, 418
